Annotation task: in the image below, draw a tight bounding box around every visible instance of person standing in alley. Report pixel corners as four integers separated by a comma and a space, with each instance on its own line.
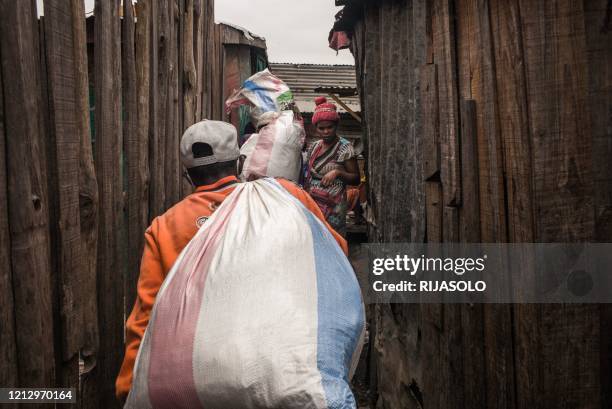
116, 120, 347, 404
305, 96, 360, 236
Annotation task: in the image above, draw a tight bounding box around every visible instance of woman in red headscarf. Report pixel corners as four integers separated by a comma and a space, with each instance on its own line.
305, 96, 360, 236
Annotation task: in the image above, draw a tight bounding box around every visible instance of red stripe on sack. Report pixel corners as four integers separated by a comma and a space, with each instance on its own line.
247, 120, 277, 179
147, 189, 242, 409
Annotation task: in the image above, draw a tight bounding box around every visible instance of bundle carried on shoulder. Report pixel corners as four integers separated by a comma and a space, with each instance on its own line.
125, 178, 366, 409
239, 110, 305, 182
227, 69, 305, 182
226, 69, 295, 127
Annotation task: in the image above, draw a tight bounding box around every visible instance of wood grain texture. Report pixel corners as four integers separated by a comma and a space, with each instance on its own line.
93, 0, 123, 405
122, 0, 140, 308
517, 1, 599, 408
420, 64, 440, 181
164, 0, 180, 209
129, 0, 151, 305
0, 30, 19, 397
459, 99, 480, 242
183, 0, 197, 128
432, 0, 461, 208
194, 0, 204, 122
70, 0, 99, 406
147, 0, 159, 223
584, 0, 612, 242
0, 0, 56, 389
44, 0, 95, 397
458, 99, 486, 409
582, 1, 612, 406
150, 0, 168, 218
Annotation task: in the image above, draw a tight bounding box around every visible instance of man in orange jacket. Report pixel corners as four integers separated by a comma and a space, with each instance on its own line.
116, 120, 347, 403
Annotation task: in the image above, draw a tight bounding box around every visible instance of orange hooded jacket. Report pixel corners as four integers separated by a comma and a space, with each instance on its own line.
115, 176, 347, 402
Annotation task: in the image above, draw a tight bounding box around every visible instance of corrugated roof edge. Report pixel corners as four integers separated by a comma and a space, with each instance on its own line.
216, 20, 265, 41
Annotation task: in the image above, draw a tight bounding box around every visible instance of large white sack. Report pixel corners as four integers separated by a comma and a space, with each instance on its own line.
125, 178, 365, 409
239, 111, 305, 183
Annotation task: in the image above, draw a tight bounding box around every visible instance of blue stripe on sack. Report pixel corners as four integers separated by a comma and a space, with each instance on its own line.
303, 211, 364, 409
264, 178, 364, 407
243, 80, 277, 112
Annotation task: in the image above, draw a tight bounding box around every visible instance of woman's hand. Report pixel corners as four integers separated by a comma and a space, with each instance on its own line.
321, 169, 339, 187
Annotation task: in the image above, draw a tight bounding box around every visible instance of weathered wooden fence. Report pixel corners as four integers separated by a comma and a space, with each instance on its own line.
0, 0, 225, 407
344, 0, 612, 408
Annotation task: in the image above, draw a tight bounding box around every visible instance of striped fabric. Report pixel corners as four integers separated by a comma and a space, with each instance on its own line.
125, 178, 365, 409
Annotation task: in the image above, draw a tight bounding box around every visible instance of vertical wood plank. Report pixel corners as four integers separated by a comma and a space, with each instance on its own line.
93, 0, 123, 405
458, 98, 486, 409
455, 2, 516, 408
201, 0, 212, 120
169, 0, 182, 204
71, 0, 99, 406
411, 0, 428, 244
377, 0, 392, 242
150, 0, 168, 218
164, 0, 178, 209
129, 0, 151, 302
363, 1, 381, 242
489, 0, 534, 243
183, 0, 196, 129
425, 182, 443, 243
477, 0, 506, 244
420, 64, 440, 181
148, 0, 159, 222
422, 180, 443, 408
459, 99, 480, 242
193, 0, 204, 122
432, 0, 461, 208
583, 0, 612, 241
0, 0, 56, 389
44, 0, 95, 397
122, 0, 140, 307
518, 1, 599, 408
487, 5, 535, 408
0, 33, 19, 398
582, 1, 612, 406
181, 0, 196, 197
211, 23, 222, 120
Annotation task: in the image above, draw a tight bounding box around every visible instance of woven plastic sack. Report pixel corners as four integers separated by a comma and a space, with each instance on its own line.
125, 178, 366, 409
226, 69, 294, 127
239, 111, 305, 182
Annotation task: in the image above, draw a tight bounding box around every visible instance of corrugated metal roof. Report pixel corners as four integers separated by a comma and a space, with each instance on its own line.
269, 63, 360, 113
217, 21, 265, 41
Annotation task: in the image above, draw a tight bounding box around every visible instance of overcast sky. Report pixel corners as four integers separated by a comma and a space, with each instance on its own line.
215, 0, 354, 65
37, 0, 354, 65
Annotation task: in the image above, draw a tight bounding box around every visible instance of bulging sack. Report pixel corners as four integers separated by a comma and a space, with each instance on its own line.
125, 178, 366, 409
240, 111, 305, 182
226, 69, 294, 127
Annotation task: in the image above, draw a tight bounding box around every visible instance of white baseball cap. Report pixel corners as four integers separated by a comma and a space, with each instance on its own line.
180, 120, 240, 169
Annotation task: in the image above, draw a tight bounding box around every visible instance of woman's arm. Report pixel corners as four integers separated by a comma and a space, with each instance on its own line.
321, 157, 360, 186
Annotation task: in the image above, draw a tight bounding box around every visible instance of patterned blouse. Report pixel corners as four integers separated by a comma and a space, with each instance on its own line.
305, 137, 355, 235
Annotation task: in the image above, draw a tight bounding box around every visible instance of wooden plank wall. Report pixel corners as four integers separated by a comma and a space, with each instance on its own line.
351, 0, 612, 408
0, 0, 226, 406
0, 1, 56, 397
